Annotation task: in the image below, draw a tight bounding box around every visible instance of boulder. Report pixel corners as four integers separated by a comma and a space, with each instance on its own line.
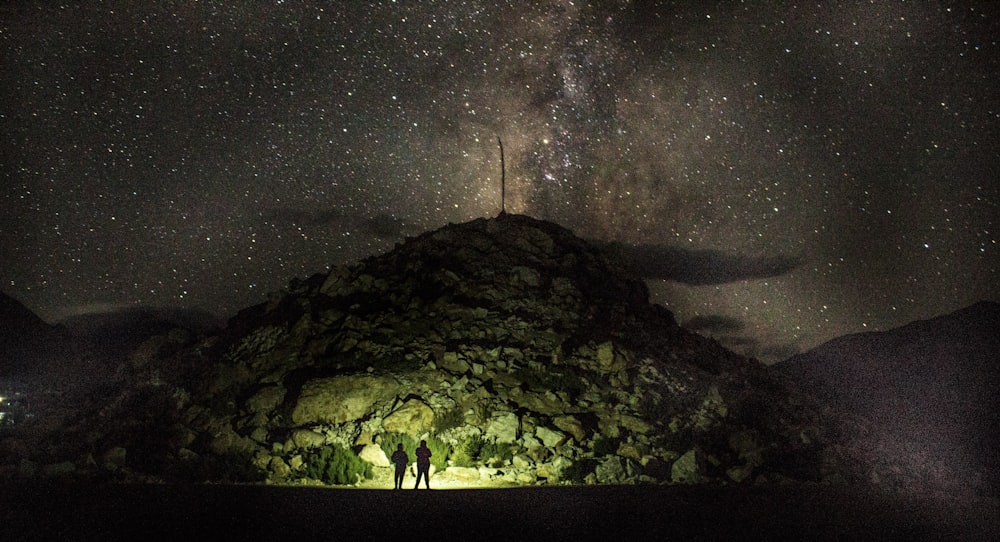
512, 454, 532, 470
526, 445, 550, 463
486, 412, 519, 443
596, 342, 626, 372
691, 386, 727, 431
516, 471, 537, 485
291, 375, 399, 425
382, 398, 435, 435
535, 426, 567, 448
288, 429, 326, 451
250, 426, 269, 444
510, 389, 565, 416
245, 385, 286, 414
553, 415, 586, 442
727, 463, 754, 483
444, 466, 481, 483
358, 443, 391, 467
520, 433, 540, 447
537, 455, 572, 482
671, 449, 702, 484
621, 414, 652, 435
269, 456, 291, 479
616, 442, 643, 461
595, 456, 626, 484
210, 425, 256, 455
438, 351, 471, 374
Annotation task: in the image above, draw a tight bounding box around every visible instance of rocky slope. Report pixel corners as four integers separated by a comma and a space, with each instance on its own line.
779, 301, 1000, 497
2, 214, 851, 488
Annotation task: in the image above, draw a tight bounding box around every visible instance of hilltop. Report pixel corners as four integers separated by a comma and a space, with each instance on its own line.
3, 214, 851, 488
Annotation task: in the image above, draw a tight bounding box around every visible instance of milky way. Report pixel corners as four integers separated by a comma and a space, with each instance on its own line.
2, 1, 998, 363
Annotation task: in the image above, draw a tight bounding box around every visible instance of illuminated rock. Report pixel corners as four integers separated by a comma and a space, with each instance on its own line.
288, 429, 326, 451
291, 375, 400, 426
382, 398, 435, 435
553, 415, 586, 442
244, 385, 286, 414
509, 388, 564, 416
358, 443, 390, 467
268, 456, 291, 479
486, 411, 519, 443
536, 456, 572, 482
671, 449, 703, 484
535, 426, 567, 447
595, 456, 626, 484
438, 351, 470, 374
444, 466, 480, 483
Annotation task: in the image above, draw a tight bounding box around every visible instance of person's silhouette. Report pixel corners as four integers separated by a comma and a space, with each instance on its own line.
390, 443, 409, 490
414, 439, 432, 489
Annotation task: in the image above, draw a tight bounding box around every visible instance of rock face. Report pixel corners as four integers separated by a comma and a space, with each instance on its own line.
779, 301, 1000, 497
0, 214, 847, 488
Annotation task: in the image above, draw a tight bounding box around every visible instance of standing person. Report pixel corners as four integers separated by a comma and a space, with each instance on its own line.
414, 439, 432, 489
390, 443, 409, 490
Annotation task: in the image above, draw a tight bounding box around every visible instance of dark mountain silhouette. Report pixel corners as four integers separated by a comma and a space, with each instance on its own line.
778, 301, 1000, 495
57, 306, 222, 339
55, 306, 221, 362
0, 296, 220, 388
0, 293, 63, 379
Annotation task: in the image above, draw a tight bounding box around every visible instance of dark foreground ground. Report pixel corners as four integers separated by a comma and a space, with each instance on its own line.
0, 482, 996, 541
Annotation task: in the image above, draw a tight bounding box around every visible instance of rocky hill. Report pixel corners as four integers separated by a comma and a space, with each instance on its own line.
2, 214, 855, 488
779, 301, 1000, 497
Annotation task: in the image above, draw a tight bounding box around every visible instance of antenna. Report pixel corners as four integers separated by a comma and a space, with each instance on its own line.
498, 136, 506, 215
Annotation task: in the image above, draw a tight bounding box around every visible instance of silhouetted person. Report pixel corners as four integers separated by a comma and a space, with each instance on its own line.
414, 439, 432, 489
390, 443, 409, 490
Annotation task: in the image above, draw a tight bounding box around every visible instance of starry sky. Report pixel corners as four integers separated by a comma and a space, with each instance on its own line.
2, 1, 998, 364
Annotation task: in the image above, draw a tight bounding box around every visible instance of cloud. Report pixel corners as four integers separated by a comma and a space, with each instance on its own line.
599, 242, 802, 284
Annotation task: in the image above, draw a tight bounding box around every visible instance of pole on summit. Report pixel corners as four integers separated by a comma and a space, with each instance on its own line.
498, 136, 506, 215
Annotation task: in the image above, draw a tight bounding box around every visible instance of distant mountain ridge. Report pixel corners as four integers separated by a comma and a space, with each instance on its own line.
0, 294, 222, 385
0, 293, 62, 378
56, 307, 223, 338
778, 301, 1000, 495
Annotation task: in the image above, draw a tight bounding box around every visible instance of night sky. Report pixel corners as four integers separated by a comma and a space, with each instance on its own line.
2, 2, 998, 364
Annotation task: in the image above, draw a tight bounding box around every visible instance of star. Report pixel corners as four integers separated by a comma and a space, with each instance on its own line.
1, 1, 997, 364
